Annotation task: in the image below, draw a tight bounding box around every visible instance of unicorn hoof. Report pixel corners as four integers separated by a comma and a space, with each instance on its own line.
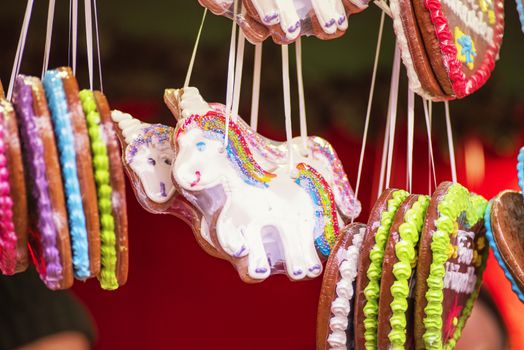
255, 267, 268, 274
288, 21, 301, 34
263, 12, 279, 25
308, 264, 321, 272
292, 269, 304, 277
234, 245, 248, 257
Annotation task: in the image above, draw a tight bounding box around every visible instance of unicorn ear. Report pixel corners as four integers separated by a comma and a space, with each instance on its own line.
165, 87, 211, 121
111, 110, 151, 145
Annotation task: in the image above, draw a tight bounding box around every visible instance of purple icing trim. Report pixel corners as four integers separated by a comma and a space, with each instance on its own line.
12, 76, 62, 289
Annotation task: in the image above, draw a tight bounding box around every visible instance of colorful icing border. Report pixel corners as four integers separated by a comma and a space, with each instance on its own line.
518, 147, 524, 195
0, 103, 18, 275
43, 71, 90, 279
485, 200, 524, 302
13, 77, 63, 288
79, 90, 118, 290
389, 195, 430, 349
422, 184, 487, 349
423, 0, 504, 98
363, 189, 409, 349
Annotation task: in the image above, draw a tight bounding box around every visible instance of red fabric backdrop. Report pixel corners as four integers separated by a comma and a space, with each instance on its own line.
72, 101, 524, 349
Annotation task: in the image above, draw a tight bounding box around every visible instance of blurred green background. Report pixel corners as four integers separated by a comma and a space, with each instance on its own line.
2, 0, 523, 152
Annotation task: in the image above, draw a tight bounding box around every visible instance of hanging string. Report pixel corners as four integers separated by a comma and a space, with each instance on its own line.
231, 31, 246, 123
296, 38, 308, 155
444, 101, 458, 182
7, 0, 34, 101
385, 45, 401, 190
84, 0, 94, 89
282, 45, 295, 175
93, 0, 103, 91
377, 111, 391, 198
184, 9, 208, 88
423, 98, 437, 193
42, 0, 56, 77
407, 87, 415, 193
223, 0, 239, 150
71, 0, 78, 74
353, 10, 385, 207
250, 43, 262, 131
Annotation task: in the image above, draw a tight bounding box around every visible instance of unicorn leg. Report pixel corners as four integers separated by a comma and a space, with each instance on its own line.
310, 0, 344, 34
274, 0, 301, 41
216, 219, 249, 258
279, 223, 308, 280
299, 221, 323, 278
244, 223, 271, 280
249, 0, 280, 25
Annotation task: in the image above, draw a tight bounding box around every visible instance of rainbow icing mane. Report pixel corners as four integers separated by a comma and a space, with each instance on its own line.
126, 124, 172, 163
176, 111, 276, 188
295, 163, 339, 256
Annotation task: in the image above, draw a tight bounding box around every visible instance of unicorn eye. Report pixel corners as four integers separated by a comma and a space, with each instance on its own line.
164, 158, 172, 166
196, 141, 206, 151
148, 158, 156, 166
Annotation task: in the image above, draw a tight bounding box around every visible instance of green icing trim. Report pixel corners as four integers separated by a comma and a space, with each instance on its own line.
422, 184, 487, 349
389, 195, 430, 349
79, 90, 118, 291
363, 189, 409, 350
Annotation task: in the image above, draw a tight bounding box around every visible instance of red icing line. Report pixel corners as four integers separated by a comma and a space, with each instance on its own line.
0, 113, 17, 275
423, 0, 504, 98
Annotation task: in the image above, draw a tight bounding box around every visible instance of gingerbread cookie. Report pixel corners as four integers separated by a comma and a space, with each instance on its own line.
414, 0, 503, 99
354, 188, 409, 349
0, 98, 29, 275
486, 191, 524, 301
13, 76, 73, 290
94, 91, 129, 288
58, 67, 101, 278
414, 182, 488, 349
110, 109, 223, 261
316, 223, 366, 350
377, 194, 430, 350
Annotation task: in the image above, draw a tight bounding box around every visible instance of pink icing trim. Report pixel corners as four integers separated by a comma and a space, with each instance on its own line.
424, 0, 504, 98
0, 114, 17, 275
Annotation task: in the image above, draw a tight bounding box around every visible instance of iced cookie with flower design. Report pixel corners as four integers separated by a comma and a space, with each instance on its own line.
414, 182, 488, 349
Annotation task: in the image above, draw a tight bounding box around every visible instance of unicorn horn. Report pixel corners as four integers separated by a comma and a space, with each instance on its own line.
111, 110, 151, 145
164, 88, 183, 121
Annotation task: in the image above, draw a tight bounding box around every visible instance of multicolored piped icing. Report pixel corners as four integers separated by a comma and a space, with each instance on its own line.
176, 111, 276, 188
517, 0, 524, 32
389, 195, 430, 349
0, 103, 18, 275
422, 184, 487, 349
327, 226, 366, 349
518, 147, 524, 194
79, 90, 118, 290
43, 71, 90, 279
295, 163, 340, 257
484, 200, 524, 302
12, 76, 62, 288
363, 189, 409, 350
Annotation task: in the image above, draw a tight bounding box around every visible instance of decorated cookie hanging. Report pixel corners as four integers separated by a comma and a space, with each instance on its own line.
316, 223, 366, 350
485, 191, 524, 302
166, 87, 359, 283
414, 182, 488, 349
391, 0, 504, 100
0, 96, 29, 275
12, 75, 74, 290
376, 194, 430, 349
199, 0, 368, 44
353, 188, 409, 350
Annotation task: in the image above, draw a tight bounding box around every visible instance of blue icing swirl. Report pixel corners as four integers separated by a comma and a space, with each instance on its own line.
516, 0, 524, 33
484, 200, 524, 302
43, 70, 90, 279
518, 147, 524, 195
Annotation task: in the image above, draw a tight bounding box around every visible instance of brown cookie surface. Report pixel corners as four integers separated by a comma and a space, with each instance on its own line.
94, 91, 129, 287
0, 99, 29, 273
28, 77, 74, 290
491, 190, 524, 292
317, 223, 366, 350
414, 182, 488, 349
377, 194, 421, 350
58, 67, 101, 277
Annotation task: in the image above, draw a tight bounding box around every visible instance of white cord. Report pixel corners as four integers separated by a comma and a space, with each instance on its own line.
378, 110, 390, 198
250, 43, 262, 131
42, 0, 56, 78
354, 10, 385, 205
231, 31, 245, 123
184, 9, 208, 89
423, 98, 437, 193
282, 45, 294, 175
385, 45, 401, 190
7, 0, 34, 101
223, 0, 239, 150
84, 0, 94, 89
444, 101, 458, 183
407, 87, 415, 193
72, 0, 78, 75
296, 38, 308, 155
93, 0, 103, 91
